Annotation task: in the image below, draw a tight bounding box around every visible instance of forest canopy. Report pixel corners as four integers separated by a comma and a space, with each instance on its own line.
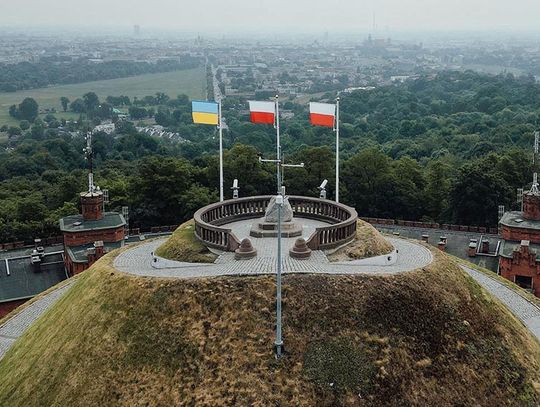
0, 70, 537, 243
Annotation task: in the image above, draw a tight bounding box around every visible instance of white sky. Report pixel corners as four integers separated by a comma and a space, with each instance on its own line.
1, 0, 539, 33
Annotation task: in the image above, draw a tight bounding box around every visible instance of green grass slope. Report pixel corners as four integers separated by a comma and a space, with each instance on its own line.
154, 220, 217, 263
328, 219, 394, 262
0, 248, 539, 406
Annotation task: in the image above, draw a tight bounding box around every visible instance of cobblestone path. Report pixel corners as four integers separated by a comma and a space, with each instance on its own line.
460, 265, 540, 340
0, 281, 74, 358
113, 237, 433, 278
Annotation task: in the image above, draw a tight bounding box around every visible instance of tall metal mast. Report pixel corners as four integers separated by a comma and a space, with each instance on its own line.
532, 131, 539, 195
83, 132, 95, 193
275, 95, 281, 194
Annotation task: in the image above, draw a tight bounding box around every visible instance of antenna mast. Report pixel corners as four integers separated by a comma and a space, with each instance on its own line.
532, 131, 539, 195
84, 132, 95, 193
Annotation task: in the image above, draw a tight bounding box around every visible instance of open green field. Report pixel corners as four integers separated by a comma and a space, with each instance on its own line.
0, 67, 206, 126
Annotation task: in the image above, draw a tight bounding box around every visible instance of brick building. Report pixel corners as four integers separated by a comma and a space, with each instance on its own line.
499, 184, 540, 295
59, 190, 125, 275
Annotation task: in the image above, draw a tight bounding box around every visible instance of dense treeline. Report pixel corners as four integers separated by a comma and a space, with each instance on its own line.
339, 71, 540, 159
0, 57, 202, 92
0, 70, 537, 242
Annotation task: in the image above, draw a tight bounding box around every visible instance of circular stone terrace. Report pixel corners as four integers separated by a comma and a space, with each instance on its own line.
114, 195, 433, 278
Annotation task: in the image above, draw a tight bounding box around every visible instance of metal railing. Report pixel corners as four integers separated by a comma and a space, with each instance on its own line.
193, 195, 358, 251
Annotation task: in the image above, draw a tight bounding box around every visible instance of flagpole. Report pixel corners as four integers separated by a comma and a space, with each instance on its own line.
275, 94, 284, 359
275, 94, 281, 194
218, 99, 224, 202
335, 97, 340, 203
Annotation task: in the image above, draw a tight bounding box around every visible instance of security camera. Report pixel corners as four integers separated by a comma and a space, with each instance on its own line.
318, 179, 328, 190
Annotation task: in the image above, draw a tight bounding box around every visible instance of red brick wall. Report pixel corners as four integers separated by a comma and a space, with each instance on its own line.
0, 299, 29, 318
64, 249, 97, 275
63, 226, 125, 247
500, 249, 540, 296
81, 195, 104, 220
523, 194, 540, 221
501, 226, 540, 245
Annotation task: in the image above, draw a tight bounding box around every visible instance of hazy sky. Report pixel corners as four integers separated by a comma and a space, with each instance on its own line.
1, 0, 540, 33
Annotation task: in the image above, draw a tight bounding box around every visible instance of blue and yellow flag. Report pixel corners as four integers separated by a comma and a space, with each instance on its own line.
192, 101, 219, 125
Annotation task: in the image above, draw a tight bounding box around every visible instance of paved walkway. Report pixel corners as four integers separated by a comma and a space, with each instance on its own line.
0, 281, 74, 359
460, 265, 540, 340
114, 237, 433, 278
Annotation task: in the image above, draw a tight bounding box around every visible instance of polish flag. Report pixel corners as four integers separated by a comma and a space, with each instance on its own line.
248, 101, 275, 124
310, 102, 336, 127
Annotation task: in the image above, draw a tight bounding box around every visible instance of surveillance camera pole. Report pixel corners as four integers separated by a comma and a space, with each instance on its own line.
231, 178, 239, 199
318, 179, 328, 199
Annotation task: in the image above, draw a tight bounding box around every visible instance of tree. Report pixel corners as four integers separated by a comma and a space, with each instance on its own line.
70, 98, 85, 113
18, 98, 39, 122
391, 156, 426, 220
60, 97, 70, 112
424, 160, 453, 222
211, 144, 275, 198
155, 92, 170, 105
94, 103, 113, 120
7, 126, 21, 137
128, 106, 148, 120
286, 146, 334, 196
114, 121, 137, 135
449, 156, 513, 226
129, 157, 207, 227
154, 109, 171, 126
19, 120, 30, 130
83, 92, 99, 112
8, 105, 19, 120
342, 148, 396, 218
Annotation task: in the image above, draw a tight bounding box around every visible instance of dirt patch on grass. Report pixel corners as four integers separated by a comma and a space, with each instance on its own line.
0, 247, 538, 406
328, 220, 394, 262
155, 219, 217, 263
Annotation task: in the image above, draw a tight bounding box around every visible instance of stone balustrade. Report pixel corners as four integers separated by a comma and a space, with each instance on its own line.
193, 195, 358, 252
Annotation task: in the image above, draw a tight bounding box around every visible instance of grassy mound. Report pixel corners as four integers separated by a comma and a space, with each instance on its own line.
328, 220, 394, 262
0, 248, 539, 406
154, 219, 217, 263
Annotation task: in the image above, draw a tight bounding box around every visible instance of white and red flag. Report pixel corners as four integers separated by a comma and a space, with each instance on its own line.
309, 102, 336, 127
248, 101, 276, 124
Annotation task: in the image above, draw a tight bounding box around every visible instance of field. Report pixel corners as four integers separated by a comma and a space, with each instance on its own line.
0, 67, 206, 126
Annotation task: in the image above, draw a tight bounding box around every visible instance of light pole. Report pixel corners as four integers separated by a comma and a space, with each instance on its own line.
275, 188, 284, 357
258, 158, 303, 359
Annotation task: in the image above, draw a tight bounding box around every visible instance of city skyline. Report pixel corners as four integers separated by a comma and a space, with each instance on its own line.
2, 0, 540, 34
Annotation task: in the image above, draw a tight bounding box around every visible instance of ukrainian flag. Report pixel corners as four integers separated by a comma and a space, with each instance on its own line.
192, 101, 219, 125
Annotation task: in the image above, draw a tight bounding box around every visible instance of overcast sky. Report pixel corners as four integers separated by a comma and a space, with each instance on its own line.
1, 0, 540, 34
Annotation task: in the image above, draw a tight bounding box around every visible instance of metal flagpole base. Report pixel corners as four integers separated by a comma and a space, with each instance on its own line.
273, 341, 285, 359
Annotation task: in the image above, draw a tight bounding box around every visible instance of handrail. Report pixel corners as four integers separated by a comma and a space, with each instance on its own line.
193, 195, 358, 252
